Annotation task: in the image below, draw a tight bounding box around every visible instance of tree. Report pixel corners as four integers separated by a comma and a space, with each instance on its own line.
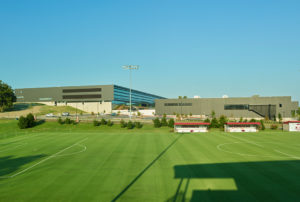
178, 96, 182, 99
100, 118, 107, 125
18, 113, 36, 129
127, 121, 134, 129
211, 110, 216, 118
0, 80, 16, 112
168, 118, 175, 128
218, 115, 228, 129
120, 119, 127, 128
153, 118, 161, 128
278, 113, 282, 123
134, 122, 143, 128
161, 117, 168, 126
183, 96, 187, 99
18, 116, 28, 129
204, 118, 210, 123
260, 120, 265, 130
211, 118, 219, 128
26, 113, 35, 127
107, 120, 114, 126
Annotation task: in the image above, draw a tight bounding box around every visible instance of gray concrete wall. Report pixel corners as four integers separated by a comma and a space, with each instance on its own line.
155, 96, 298, 119
15, 85, 114, 103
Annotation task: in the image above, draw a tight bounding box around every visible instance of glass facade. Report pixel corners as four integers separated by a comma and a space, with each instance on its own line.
113, 85, 165, 106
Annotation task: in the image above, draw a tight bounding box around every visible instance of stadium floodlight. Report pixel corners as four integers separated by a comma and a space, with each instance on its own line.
122, 65, 139, 120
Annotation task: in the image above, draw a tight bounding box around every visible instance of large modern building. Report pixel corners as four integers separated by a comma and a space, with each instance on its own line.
155, 96, 299, 120
15, 84, 165, 113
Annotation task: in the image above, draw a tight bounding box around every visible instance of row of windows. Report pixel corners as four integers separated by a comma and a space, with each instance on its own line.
113, 85, 164, 105
164, 103, 193, 106
62, 94, 102, 99
224, 104, 249, 110
114, 85, 165, 99
62, 88, 102, 93
114, 89, 160, 101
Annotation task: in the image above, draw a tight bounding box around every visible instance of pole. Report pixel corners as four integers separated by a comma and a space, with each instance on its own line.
129, 68, 132, 120
122, 65, 139, 121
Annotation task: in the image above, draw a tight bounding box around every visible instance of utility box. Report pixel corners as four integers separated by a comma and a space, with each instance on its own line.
174, 122, 210, 133
283, 121, 300, 132
224, 122, 261, 132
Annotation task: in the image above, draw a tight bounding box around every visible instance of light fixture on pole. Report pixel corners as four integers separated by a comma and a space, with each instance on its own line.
122, 65, 139, 120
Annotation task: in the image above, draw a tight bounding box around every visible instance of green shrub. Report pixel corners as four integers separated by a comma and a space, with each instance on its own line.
100, 118, 107, 125
134, 122, 143, 129
18, 113, 36, 129
161, 117, 168, 126
65, 118, 73, 124
249, 119, 257, 122
153, 118, 161, 128
168, 118, 175, 128
93, 120, 100, 126
107, 120, 114, 127
120, 119, 127, 128
58, 117, 64, 124
18, 116, 28, 129
270, 124, 278, 130
26, 113, 35, 127
127, 121, 134, 129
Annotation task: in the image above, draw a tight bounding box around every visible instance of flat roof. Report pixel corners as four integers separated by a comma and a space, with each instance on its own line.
226, 122, 261, 125
174, 122, 210, 125
283, 121, 300, 124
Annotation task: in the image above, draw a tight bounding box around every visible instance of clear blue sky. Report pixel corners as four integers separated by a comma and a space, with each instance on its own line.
1, 0, 299, 102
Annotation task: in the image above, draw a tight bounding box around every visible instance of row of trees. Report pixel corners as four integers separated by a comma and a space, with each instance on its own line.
202, 115, 265, 130
120, 120, 143, 129
58, 117, 77, 125
153, 117, 175, 128
93, 118, 113, 126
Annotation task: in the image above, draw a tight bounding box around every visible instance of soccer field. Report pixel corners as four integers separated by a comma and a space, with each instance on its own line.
0, 121, 300, 202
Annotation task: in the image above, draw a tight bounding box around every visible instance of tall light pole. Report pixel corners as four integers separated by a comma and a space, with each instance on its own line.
122, 65, 139, 120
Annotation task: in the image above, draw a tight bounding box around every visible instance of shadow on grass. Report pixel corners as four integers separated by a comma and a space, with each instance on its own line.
167, 160, 300, 202
6, 103, 43, 112
34, 119, 46, 127
111, 135, 183, 202
0, 155, 46, 177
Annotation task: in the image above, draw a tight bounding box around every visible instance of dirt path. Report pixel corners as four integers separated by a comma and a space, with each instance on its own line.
0, 106, 42, 118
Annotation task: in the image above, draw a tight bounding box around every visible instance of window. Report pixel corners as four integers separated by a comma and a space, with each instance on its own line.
62, 94, 102, 99
279, 104, 282, 108
164, 103, 192, 106
62, 88, 102, 93
224, 104, 249, 110
39, 98, 52, 101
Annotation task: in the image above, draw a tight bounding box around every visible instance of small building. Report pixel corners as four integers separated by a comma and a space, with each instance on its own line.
283, 121, 300, 132
174, 122, 210, 133
224, 122, 261, 132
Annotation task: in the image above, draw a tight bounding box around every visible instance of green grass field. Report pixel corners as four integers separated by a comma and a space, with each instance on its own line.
0, 120, 300, 202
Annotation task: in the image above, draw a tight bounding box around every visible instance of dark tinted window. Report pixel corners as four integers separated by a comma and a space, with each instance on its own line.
62, 88, 101, 93
165, 103, 192, 106
224, 104, 248, 110
62, 94, 101, 99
